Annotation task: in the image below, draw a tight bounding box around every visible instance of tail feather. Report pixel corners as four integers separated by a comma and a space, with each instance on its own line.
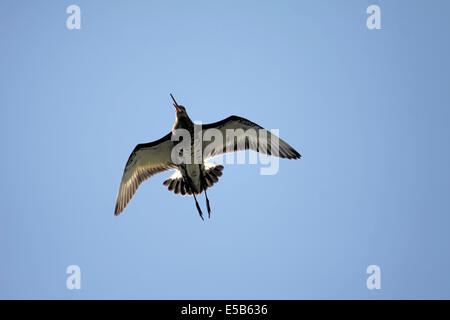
163, 163, 224, 196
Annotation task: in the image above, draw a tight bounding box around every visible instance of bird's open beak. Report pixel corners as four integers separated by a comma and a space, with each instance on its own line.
170, 93, 182, 112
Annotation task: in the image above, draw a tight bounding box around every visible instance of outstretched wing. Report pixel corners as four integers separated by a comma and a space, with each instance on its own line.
114, 133, 176, 216
202, 115, 301, 160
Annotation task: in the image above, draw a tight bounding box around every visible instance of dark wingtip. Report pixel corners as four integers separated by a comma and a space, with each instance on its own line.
291, 148, 302, 159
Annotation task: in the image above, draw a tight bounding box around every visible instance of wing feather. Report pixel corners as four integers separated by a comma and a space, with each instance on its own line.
114, 133, 176, 216
202, 115, 301, 160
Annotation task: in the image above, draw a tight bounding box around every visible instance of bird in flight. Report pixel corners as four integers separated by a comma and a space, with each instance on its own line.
114, 94, 301, 219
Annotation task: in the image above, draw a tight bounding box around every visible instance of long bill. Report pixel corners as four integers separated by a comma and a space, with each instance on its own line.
170, 93, 181, 112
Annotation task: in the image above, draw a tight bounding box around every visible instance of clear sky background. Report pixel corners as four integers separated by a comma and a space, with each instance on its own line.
1, 0, 450, 299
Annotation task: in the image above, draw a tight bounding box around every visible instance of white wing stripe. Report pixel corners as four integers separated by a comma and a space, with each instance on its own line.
202, 116, 301, 160
115, 135, 175, 216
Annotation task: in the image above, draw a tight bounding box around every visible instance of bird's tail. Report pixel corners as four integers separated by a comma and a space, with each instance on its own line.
163, 163, 224, 196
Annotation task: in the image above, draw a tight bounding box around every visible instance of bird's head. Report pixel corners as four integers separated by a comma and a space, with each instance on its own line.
170, 94, 189, 118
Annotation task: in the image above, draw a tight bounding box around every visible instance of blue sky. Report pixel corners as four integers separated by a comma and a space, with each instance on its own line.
1, 0, 450, 299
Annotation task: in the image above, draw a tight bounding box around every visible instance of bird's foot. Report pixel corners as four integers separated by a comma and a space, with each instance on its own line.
204, 189, 212, 218
206, 197, 211, 219
193, 194, 204, 220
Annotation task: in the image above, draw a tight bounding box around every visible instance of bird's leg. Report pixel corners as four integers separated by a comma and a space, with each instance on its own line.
199, 165, 212, 218
193, 194, 204, 220
204, 189, 211, 218
180, 164, 204, 220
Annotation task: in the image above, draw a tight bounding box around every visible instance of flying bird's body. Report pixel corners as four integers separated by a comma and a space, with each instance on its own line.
114, 94, 301, 219
171, 114, 204, 195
